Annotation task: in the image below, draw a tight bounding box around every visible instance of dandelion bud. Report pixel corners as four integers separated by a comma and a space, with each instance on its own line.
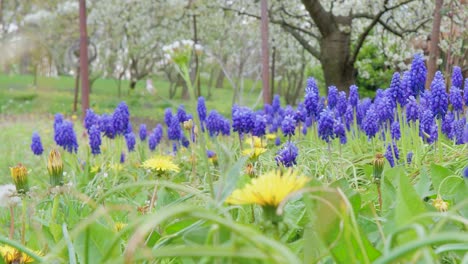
114, 222, 127, 232
10, 164, 29, 195
432, 195, 449, 212
183, 119, 193, 130
48, 149, 64, 186
372, 153, 384, 183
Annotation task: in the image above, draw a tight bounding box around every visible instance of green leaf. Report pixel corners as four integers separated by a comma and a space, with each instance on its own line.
74, 221, 120, 264
50, 222, 62, 243
155, 186, 181, 210
395, 168, 427, 228
430, 163, 453, 193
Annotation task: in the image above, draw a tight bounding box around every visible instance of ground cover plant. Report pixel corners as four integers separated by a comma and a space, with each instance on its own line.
1, 54, 467, 264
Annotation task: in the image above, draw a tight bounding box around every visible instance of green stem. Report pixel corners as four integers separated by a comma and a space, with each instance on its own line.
51, 193, 60, 222
21, 198, 26, 244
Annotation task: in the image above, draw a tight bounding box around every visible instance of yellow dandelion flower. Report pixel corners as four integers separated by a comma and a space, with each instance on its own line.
226, 169, 309, 208
91, 164, 101, 174
109, 163, 123, 171
242, 147, 267, 159
142, 155, 180, 173
265, 133, 277, 140
0, 245, 40, 264
244, 136, 266, 148
114, 222, 127, 232
432, 195, 449, 212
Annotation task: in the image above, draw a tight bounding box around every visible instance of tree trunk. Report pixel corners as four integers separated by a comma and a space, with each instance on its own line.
426, 0, 443, 88
260, 0, 271, 104
320, 31, 355, 93
215, 54, 228, 88
130, 79, 137, 90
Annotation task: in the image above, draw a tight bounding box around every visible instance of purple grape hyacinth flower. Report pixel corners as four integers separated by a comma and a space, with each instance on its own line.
99, 114, 115, 139
168, 116, 182, 141
406, 151, 413, 164
451, 66, 463, 88
139, 124, 147, 141
112, 102, 130, 135
84, 109, 100, 133
391, 120, 401, 140
148, 124, 163, 151
430, 71, 448, 119
55, 120, 79, 153
327, 86, 338, 109
31, 132, 44, 155
89, 125, 102, 155
410, 54, 427, 96
125, 132, 136, 152
449, 86, 463, 113
362, 106, 379, 139
281, 115, 296, 137
318, 109, 335, 142
253, 114, 267, 137
349, 85, 359, 108
275, 142, 299, 167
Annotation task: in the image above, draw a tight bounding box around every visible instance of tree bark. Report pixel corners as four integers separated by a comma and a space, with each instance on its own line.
215, 54, 228, 88
320, 31, 355, 92
426, 0, 443, 88
79, 0, 90, 117
260, 0, 271, 104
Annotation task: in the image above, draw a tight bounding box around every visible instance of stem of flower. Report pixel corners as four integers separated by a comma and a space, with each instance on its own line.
376, 182, 382, 214
51, 193, 60, 222
21, 198, 26, 244
9, 205, 14, 239
149, 181, 159, 212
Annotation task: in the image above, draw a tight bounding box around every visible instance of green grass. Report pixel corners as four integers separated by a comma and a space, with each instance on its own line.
0, 74, 263, 121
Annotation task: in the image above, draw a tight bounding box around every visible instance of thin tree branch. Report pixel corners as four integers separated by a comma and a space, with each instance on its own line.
282, 26, 320, 59
349, 0, 418, 65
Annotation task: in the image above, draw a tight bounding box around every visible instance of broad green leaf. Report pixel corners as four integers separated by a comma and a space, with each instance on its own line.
430, 163, 453, 193
74, 221, 120, 264
50, 222, 62, 243
395, 169, 427, 227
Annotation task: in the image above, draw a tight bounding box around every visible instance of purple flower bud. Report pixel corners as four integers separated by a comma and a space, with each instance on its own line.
451, 66, 463, 88
253, 114, 267, 137
99, 114, 115, 139
327, 86, 338, 109
318, 109, 335, 142
362, 106, 379, 139
55, 120, 78, 153
406, 151, 413, 164
197, 96, 207, 122
385, 144, 395, 167
275, 142, 298, 167
333, 120, 346, 144
391, 120, 401, 140
31, 132, 44, 155
410, 54, 427, 96
148, 124, 163, 151
449, 86, 463, 113
177, 105, 188, 123
164, 108, 173, 127
84, 109, 100, 133
336, 91, 348, 116
406, 96, 419, 124
275, 136, 281, 146
272, 95, 281, 113
89, 125, 101, 155
139, 124, 147, 141
388, 72, 402, 108
453, 118, 466, 145
281, 115, 296, 137
430, 71, 448, 119
112, 102, 130, 135
125, 132, 136, 152
120, 152, 126, 163
400, 71, 411, 106
442, 112, 454, 139
349, 85, 359, 108
168, 116, 182, 141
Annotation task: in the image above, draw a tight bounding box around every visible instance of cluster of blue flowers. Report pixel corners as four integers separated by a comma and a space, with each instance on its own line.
30, 54, 466, 170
